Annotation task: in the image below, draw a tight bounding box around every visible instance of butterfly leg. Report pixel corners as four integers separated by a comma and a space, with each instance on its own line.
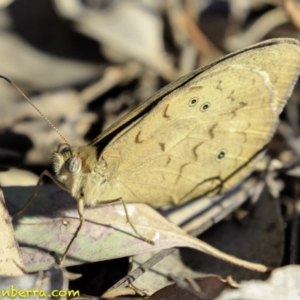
10, 169, 74, 266
59, 198, 84, 266
11, 170, 68, 217
119, 197, 154, 245
97, 198, 154, 245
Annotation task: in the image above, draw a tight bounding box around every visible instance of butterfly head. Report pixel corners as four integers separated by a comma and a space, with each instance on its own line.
52, 144, 78, 183
52, 144, 98, 185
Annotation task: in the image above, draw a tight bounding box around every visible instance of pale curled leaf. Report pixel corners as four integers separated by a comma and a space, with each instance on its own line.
216, 265, 300, 300
5, 185, 269, 273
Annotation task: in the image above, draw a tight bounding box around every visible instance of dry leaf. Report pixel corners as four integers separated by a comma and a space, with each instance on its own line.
4, 185, 269, 273
0, 188, 24, 275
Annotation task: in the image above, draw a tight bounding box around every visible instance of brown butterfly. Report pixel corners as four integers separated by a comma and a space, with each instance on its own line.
8, 38, 300, 265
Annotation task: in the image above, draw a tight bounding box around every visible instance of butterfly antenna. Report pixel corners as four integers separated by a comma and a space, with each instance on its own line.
0, 75, 72, 149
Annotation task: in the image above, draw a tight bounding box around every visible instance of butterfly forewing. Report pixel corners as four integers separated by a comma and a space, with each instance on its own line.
89, 38, 300, 207
91, 38, 300, 147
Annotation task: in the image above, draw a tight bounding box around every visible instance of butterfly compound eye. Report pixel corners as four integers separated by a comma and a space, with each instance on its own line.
65, 157, 81, 174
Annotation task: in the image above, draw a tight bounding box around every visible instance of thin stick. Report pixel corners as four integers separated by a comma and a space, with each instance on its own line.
107, 248, 176, 291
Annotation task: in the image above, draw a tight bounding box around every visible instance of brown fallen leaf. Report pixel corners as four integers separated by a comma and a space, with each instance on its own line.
148, 275, 234, 300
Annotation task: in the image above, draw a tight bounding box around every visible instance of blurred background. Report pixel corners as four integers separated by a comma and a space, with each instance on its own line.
1, 0, 300, 295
